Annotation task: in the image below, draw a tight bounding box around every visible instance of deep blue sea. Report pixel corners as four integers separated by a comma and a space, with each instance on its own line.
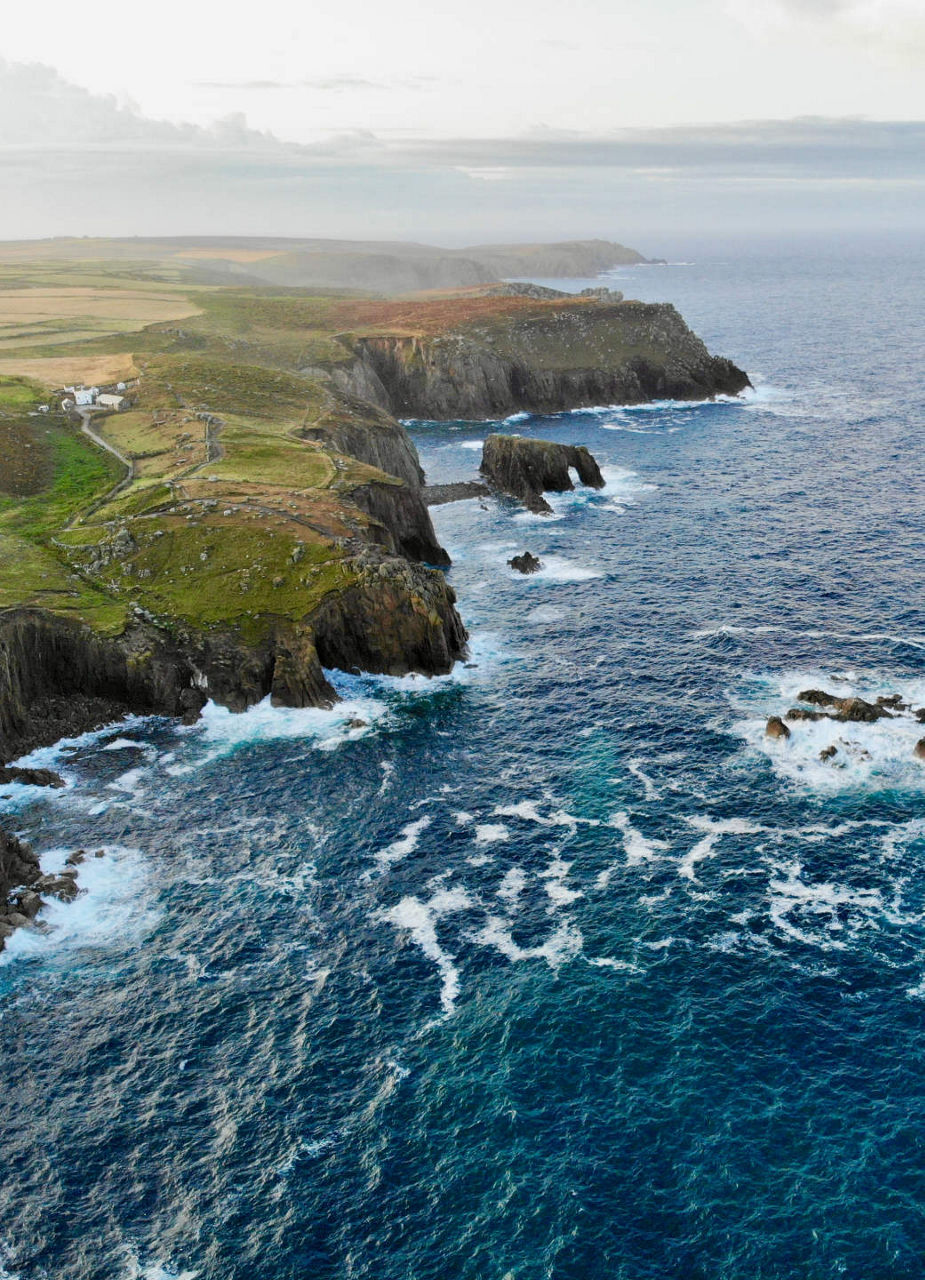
2, 236, 925, 1280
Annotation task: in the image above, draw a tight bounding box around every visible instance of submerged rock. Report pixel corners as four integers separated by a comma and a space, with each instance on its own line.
766, 716, 791, 740
508, 552, 542, 575
481, 435, 605, 514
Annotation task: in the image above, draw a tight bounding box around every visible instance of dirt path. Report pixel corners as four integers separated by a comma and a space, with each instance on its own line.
70, 409, 135, 525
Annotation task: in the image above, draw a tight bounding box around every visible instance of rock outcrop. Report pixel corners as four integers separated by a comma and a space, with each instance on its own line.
481, 434, 605, 514
508, 552, 542, 574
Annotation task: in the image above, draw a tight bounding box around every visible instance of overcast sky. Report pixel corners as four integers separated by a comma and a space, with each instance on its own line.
0, 0, 922, 242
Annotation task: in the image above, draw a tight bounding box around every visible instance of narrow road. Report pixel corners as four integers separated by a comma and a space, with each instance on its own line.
70, 409, 135, 525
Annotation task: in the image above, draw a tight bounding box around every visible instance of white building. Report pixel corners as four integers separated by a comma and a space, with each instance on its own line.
97, 393, 127, 411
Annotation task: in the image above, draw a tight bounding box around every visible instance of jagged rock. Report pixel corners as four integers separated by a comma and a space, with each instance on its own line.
481, 435, 605, 514
878, 694, 906, 709
348, 718, 368, 729
0, 766, 65, 788
795, 690, 889, 722
786, 708, 826, 722
766, 716, 791, 740
798, 689, 835, 707
13, 889, 42, 919
508, 552, 542, 575
916, 709, 925, 724
820, 745, 838, 762
835, 697, 889, 723
915, 739, 925, 761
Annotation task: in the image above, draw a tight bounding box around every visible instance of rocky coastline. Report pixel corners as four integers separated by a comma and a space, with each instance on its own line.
0, 287, 749, 949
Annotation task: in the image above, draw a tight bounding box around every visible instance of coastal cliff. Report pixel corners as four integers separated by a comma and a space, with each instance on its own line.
330, 299, 749, 420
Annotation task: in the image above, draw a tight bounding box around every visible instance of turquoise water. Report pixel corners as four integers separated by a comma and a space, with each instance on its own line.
1, 237, 924, 1279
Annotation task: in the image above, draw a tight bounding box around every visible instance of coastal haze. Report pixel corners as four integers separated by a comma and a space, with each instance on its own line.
0, 2, 924, 1279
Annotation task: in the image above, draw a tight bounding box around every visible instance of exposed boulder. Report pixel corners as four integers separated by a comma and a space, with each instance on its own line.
819, 745, 838, 762
508, 552, 542, 575
915, 739, 925, 761
766, 716, 791, 740
481, 435, 605, 514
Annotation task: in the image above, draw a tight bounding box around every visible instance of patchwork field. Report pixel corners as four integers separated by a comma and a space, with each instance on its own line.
0, 286, 201, 351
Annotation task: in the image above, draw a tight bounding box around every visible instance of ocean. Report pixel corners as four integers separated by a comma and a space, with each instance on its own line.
1, 235, 924, 1279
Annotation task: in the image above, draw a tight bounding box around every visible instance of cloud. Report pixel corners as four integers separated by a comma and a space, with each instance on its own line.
0, 60, 920, 241
196, 75, 438, 93
404, 118, 925, 181
0, 59, 285, 150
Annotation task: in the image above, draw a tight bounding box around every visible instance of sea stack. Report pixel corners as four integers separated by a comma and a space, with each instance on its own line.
481, 435, 605, 514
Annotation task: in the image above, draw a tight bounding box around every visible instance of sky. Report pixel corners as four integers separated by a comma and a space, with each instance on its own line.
0, 0, 922, 243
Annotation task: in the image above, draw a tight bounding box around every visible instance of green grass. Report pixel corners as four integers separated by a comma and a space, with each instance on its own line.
0, 376, 42, 412
0, 427, 122, 539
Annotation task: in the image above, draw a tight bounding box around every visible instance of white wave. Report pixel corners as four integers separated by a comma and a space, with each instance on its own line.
377, 760, 396, 797
107, 767, 148, 795
378, 885, 474, 1016
0, 845, 158, 968
166, 692, 386, 775
626, 758, 661, 801
541, 857, 583, 907
587, 956, 643, 973
677, 816, 764, 882
503, 411, 532, 424
373, 816, 432, 873
121, 1249, 199, 1280
474, 823, 510, 845
597, 813, 670, 886
526, 605, 569, 624
694, 623, 925, 649
732, 670, 925, 795
459, 438, 486, 450
497, 867, 527, 906
494, 800, 599, 829
474, 915, 583, 968
510, 554, 602, 582
766, 858, 884, 949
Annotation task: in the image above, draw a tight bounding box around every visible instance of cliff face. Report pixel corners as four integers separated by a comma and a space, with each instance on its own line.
333, 301, 749, 421
299, 391, 425, 488
0, 549, 466, 764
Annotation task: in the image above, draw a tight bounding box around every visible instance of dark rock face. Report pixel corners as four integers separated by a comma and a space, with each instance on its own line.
299, 391, 425, 488
766, 716, 791, 740
0, 827, 42, 950
335, 302, 750, 422
347, 480, 450, 565
508, 552, 542, 575
0, 766, 65, 788
481, 434, 605, 514
915, 739, 925, 761
820, 745, 838, 762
